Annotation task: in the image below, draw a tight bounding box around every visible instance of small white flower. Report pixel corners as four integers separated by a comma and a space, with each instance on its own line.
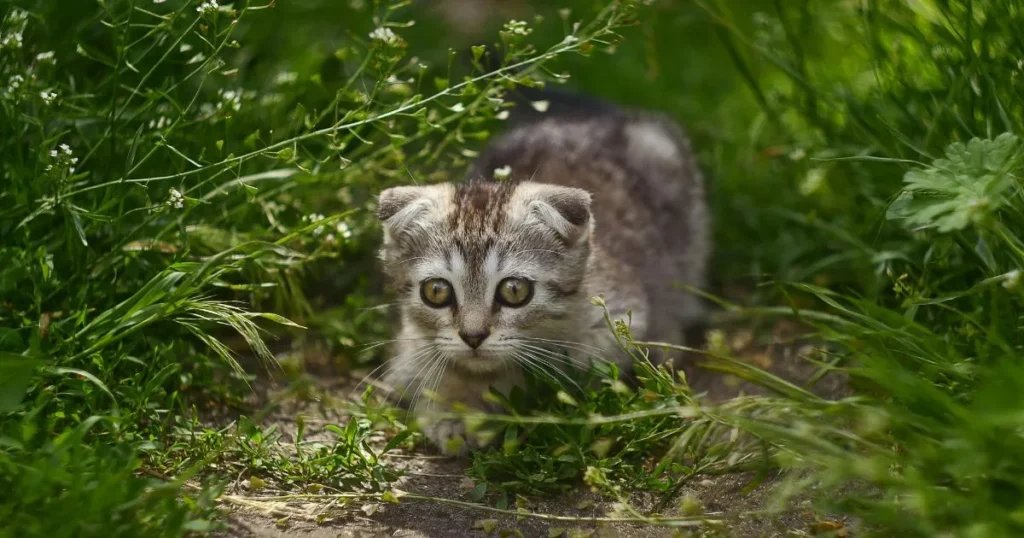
148, 116, 170, 130
50, 150, 58, 158
70, 157, 79, 164
496, 110, 510, 120
450, 102, 466, 113
1, 32, 23, 50
7, 9, 28, 25
274, 71, 298, 85
493, 165, 512, 181
40, 91, 57, 104
7, 74, 24, 92
336, 222, 353, 239
36, 51, 56, 64
167, 188, 185, 209
503, 20, 531, 37
369, 27, 399, 44
196, 1, 219, 15
60, 144, 72, 156
562, 35, 579, 45
531, 100, 550, 113
259, 93, 284, 106
216, 89, 242, 112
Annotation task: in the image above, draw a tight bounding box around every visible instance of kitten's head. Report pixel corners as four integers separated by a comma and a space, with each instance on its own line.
377, 181, 593, 373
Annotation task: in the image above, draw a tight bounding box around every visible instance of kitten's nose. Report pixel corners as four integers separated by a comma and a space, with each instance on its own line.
458, 329, 490, 349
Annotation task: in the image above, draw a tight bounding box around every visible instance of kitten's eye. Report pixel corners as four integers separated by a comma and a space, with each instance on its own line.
496, 277, 533, 308
420, 278, 454, 308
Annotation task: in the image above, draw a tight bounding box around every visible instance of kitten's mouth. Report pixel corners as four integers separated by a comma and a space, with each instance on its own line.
451, 351, 508, 374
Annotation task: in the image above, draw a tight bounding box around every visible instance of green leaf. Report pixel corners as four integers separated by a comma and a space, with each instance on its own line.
556, 391, 579, 407
590, 439, 613, 458
469, 482, 487, 501
471, 45, 486, 63
381, 489, 406, 503
503, 426, 519, 456
50, 367, 117, 406
383, 430, 412, 453
254, 312, 305, 329
0, 353, 42, 413
887, 133, 1021, 232
473, 519, 499, 534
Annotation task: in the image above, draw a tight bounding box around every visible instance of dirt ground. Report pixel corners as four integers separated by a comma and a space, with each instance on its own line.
214, 319, 855, 538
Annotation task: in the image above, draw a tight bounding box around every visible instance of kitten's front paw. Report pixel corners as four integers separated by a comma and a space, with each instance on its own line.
422, 418, 472, 456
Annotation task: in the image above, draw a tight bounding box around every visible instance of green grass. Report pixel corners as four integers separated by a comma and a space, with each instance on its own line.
2, 0, 1024, 536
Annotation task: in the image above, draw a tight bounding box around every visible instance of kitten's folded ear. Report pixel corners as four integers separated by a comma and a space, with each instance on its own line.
520, 183, 593, 245
377, 186, 425, 221
376, 184, 452, 243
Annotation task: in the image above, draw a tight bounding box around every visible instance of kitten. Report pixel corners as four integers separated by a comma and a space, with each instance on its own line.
375, 94, 710, 455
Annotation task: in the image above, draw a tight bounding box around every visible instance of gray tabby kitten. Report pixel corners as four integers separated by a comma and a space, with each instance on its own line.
375, 96, 709, 455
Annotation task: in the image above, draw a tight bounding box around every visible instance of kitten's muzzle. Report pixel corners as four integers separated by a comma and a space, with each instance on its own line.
458, 329, 490, 349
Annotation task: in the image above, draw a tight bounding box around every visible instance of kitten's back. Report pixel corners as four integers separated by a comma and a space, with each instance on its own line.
469, 97, 710, 347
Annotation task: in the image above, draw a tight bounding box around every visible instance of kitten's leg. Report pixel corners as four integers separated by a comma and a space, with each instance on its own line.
418, 369, 521, 456
416, 376, 488, 457
420, 414, 473, 456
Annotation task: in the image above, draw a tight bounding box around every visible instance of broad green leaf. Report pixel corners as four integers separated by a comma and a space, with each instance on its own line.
887, 133, 1021, 232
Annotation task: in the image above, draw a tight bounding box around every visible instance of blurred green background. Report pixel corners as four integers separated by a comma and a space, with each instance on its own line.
4, 0, 1024, 536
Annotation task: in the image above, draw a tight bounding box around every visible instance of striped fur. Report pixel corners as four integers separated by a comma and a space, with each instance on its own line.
376, 103, 709, 455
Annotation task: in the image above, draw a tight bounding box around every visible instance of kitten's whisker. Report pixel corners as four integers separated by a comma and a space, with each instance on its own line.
396, 349, 443, 417
517, 346, 597, 387
354, 345, 431, 392
424, 354, 452, 413
357, 337, 434, 351
511, 353, 552, 385
412, 352, 445, 410
515, 348, 579, 386
349, 361, 392, 399
515, 351, 583, 394
517, 343, 580, 368
357, 303, 396, 312
409, 350, 447, 413
517, 341, 603, 368
509, 248, 565, 258
521, 336, 606, 353
352, 343, 438, 399
519, 337, 613, 365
